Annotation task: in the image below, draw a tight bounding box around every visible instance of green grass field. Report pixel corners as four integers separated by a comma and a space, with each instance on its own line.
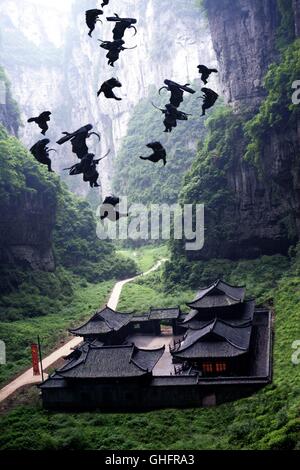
117, 273, 193, 314
116, 245, 169, 273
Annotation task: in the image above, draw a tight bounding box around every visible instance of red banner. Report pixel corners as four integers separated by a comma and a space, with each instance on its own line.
31, 344, 40, 376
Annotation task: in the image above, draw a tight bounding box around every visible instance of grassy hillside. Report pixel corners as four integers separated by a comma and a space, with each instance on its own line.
0, 280, 113, 386
0, 253, 300, 450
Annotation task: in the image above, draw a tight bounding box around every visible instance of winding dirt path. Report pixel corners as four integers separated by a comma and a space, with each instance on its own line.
0, 259, 167, 403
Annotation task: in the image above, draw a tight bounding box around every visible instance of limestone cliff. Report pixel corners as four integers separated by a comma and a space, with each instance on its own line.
184, 0, 300, 260
0, 0, 217, 199
0, 190, 56, 272
0, 66, 19, 136
206, 0, 279, 109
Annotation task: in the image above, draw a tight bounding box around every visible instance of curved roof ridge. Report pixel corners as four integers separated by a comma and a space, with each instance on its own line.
196, 279, 220, 292
135, 345, 166, 354
177, 316, 252, 354
56, 346, 89, 374
224, 338, 249, 351
68, 306, 112, 333
130, 357, 148, 372
95, 304, 134, 315
69, 306, 133, 335
212, 320, 251, 351
69, 317, 94, 333
188, 320, 213, 331
129, 344, 149, 372
178, 322, 215, 352
193, 279, 246, 293
214, 317, 252, 329
131, 345, 166, 372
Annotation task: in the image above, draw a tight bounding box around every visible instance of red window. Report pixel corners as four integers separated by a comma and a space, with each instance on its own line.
216, 363, 227, 373
203, 363, 213, 373
202, 363, 227, 374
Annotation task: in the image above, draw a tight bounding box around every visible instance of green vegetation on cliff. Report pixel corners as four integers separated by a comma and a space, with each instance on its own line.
168, 37, 300, 264
0, 280, 113, 386
245, 39, 300, 167
113, 86, 209, 206
179, 105, 242, 246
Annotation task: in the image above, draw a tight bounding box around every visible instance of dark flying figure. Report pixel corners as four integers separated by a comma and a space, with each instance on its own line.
57, 124, 101, 160
201, 87, 219, 116
159, 80, 195, 108
152, 102, 191, 133
101, 0, 110, 7
97, 78, 122, 100
64, 150, 110, 188
98, 39, 137, 67
82, 154, 101, 188
197, 65, 218, 85
107, 14, 137, 40
27, 111, 51, 135
100, 196, 128, 222
140, 142, 167, 166
86, 9, 103, 37
30, 138, 56, 172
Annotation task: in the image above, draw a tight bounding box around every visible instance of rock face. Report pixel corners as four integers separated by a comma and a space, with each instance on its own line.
293, 0, 300, 35
206, 0, 280, 109
0, 68, 19, 136
0, 0, 217, 198
0, 192, 56, 271
188, 0, 300, 260
0, 66, 56, 272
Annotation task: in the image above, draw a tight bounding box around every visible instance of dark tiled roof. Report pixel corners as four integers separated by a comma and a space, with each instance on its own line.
172, 319, 252, 359
69, 306, 132, 336
149, 307, 181, 321
56, 344, 165, 379
182, 300, 255, 326
187, 280, 246, 309
130, 307, 181, 323
39, 373, 67, 389
131, 315, 150, 322
131, 307, 181, 323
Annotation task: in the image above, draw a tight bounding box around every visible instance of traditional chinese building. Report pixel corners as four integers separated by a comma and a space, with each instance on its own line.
40, 343, 165, 410
39, 280, 272, 411
69, 306, 133, 345
170, 281, 257, 377
131, 307, 181, 335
